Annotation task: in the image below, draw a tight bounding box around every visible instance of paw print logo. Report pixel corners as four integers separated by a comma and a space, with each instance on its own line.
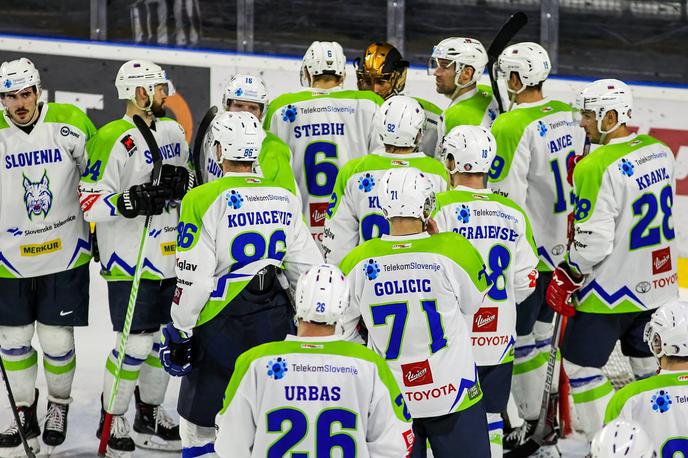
619, 158, 635, 177
266, 357, 288, 380
651, 390, 672, 413
537, 121, 548, 137
226, 190, 244, 209
455, 204, 471, 224
281, 104, 298, 123
364, 259, 381, 280
234, 87, 244, 97
358, 173, 375, 192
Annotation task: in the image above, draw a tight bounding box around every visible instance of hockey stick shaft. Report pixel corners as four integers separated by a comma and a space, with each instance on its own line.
486, 11, 528, 114
0, 357, 35, 457
192, 105, 218, 186
98, 114, 163, 455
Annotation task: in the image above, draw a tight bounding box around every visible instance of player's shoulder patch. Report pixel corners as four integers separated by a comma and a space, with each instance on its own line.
44, 102, 96, 138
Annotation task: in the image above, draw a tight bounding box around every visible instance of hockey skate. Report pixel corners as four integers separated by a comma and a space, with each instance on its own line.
0, 390, 40, 458
97, 407, 135, 458
132, 386, 181, 451
42, 397, 70, 454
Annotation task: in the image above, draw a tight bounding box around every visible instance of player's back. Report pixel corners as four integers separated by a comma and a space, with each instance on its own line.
572, 134, 677, 313
488, 98, 586, 270
215, 337, 413, 458
340, 232, 489, 418
264, 88, 383, 240
604, 370, 688, 455
432, 188, 538, 365
177, 174, 303, 325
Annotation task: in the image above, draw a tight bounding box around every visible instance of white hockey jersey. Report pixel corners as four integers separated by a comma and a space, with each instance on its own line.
322, 152, 448, 266
79, 116, 190, 281
605, 369, 688, 456
264, 88, 383, 242
216, 335, 415, 458
172, 173, 322, 332
340, 232, 490, 418
569, 134, 678, 314
432, 186, 539, 365
0, 103, 95, 278
488, 98, 586, 271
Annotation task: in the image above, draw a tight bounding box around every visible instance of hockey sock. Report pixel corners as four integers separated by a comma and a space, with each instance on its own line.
180, 417, 217, 457
0, 324, 38, 406
564, 359, 613, 439
630, 356, 658, 380
138, 327, 171, 405
103, 332, 153, 415
512, 333, 548, 420
487, 412, 503, 457
37, 323, 76, 400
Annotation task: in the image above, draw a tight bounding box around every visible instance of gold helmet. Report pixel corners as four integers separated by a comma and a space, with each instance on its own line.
353, 42, 409, 99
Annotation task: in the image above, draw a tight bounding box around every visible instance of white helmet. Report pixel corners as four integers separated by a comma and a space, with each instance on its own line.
644, 300, 688, 359
428, 37, 488, 89
294, 264, 349, 325
440, 125, 497, 175
222, 74, 269, 113
496, 42, 551, 93
576, 79, 633, 137
301, 41, 346, 87
207, 111, 265, 163
0, 58, 41, 94
376, 95, 426, 148
379, 167, 435, 222
115, 60, 175, 107
590, 420, 655, 458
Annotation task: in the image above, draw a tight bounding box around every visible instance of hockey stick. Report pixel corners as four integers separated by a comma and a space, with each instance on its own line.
486, 11, 528, 114
192, 105, 218, 186
0, 357, 36, 458
505, 312, 565, 457
98, 114, 164, 456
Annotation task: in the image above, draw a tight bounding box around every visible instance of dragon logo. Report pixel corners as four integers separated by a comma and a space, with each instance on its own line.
358, 173, 375, 192
281, 104, 298, 123
266, 357, 288, 380
23, 171, 52, 219
455, 204, 471, 224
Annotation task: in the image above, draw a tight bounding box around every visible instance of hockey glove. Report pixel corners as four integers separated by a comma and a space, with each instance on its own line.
160, 323, 193, 377
546, 263, 584, 317
160, 164, 194, 200
566, 154, 584, 186
116, 183, 170, 218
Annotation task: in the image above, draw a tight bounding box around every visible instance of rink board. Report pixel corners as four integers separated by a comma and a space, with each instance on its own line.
0, 34, 686, 286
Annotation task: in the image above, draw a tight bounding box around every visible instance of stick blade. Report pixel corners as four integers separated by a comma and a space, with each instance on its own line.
487, 11, 528, 59
192, 105, 219, 185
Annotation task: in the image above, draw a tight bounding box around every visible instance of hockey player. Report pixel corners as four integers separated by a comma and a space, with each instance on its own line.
159, 111, 322, 455
264, 41, 383, 243
216, 263, 415, 457
0, 58, 95, 456
603, 301, 688, 455
339, 167, 491, 457
322, 95, 447, 266
354, 41, 442, 155
546, 79, 678, 439
429, 37, 499, 155
431, 125, 539, 456
202, 73, 297, 193
590, 420, 655, 458
79, 60, 192, 454
486, 42, 586, 447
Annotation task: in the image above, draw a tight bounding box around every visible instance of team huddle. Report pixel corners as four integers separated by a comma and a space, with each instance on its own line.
0, 33, 683, 458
